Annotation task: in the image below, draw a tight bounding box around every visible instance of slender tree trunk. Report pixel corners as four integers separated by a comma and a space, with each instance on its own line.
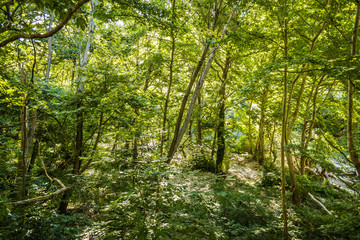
59, 7, 95, 214
270, 123, 276, 162
167, 43, 210, 161
167, 1, 225, 162
211, 129, 217, 159
348, 1, 360, 178
254, 87, 268, 165
197, 96, 202, 146
112, 131, 120, 155
167, 6, 236, 162
161, 0, 176, 155
281, 13, 289, 240
13, 65, 37, 200
248, 101, 253, 154
216, 89, 226, 173
45, 11, 54, 81
284, 4, 328, 187
215, 52, 231, 173
14, 65, 28, 200
143, 63, 153, 92
133, 134, 138, 160
300, 75, 325, 174
27, 139, 39, 173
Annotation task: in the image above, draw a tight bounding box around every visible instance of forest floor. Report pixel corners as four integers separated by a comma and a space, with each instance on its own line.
79, 151, 359, 239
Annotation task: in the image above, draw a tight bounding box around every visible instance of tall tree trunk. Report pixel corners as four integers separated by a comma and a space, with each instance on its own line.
161, 0, 176, 155
13, 65, 36, 200
215, 52, 231, 173
300, 75, 325, 174
197, 95, 202, 146
348, 1, 360, 178
282, 2, 328, 206
167, 43, 210, 161
216, 87, 226, 174
253, 87, 268, 165
59, 6, 95, 214
14, 65, 28, 201
281, 13, 289, 240
248, 101, 253, 154
167, 1, 224, 162
211, 129, 217, 159
44, 11, 54, 81
167, 5, 235, 162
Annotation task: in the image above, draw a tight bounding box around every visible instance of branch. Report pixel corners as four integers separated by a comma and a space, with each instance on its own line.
6, 187, 71, 206
5, 143, 70, 207
0, 0, 90, 48
308, 193, 332, 215
0, 0, 13, 8
321, 131, 351, 163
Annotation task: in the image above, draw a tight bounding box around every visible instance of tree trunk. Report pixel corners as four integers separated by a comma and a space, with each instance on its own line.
59, 7, 95, 214
161, 0, 176, 155
254, 87, 268, 165
300, 75, 325, 174
197, 95, 202, 146
167, 43, 210, 161
348, 1, 360, 178
281, 14, 289, 240
45, 11, 54, 81
248, 101, 253, 154
167, 5, 236, 162
215, 52, 231, 173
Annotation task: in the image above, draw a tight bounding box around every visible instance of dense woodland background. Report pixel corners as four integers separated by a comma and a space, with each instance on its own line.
1, 0, 360, 239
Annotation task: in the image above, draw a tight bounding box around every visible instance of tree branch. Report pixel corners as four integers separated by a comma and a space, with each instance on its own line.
0, 0, 13, 8
6, 187, 71, 206
0, 0, 90, 48
308, 193, 332, 215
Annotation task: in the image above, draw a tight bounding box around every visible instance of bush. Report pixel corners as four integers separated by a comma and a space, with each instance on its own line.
259, 170, 281, 187
0, 206, 88, 240
187, 152, 216, 173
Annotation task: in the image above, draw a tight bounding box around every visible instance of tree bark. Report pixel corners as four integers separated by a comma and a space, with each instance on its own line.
167, 5, 236, 162
281, 13, 289, 240
161, 0, 176, 155
215, 52, 231, 173
45, 11, 54, 81
59, 7, 95, 214
197, 95, 202, 146
248, 101, 253, 154
167, 43, 210, 161
348, 1, 360, 178
253, 87, 268, 165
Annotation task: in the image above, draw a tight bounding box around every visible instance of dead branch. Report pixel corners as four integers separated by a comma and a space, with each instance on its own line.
308, 193, 332, 215
5, 143, 69, 206
6, 187, 71, 206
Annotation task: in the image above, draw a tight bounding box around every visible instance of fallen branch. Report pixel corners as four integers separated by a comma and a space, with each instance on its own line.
6, 143, 69, 206
6, 187, 71, 206
308, 193, 332, 215
326, 172, 358, 193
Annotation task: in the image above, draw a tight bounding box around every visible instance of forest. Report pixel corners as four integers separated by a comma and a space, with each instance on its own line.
1, 0, 360, 239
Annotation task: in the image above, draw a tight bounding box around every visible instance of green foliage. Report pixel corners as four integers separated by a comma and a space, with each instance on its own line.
232, 135, 250, 154
259, 170, 281, 187
187, 152, 216, 172
213, 181, 283, 239
1, 206, 89, 240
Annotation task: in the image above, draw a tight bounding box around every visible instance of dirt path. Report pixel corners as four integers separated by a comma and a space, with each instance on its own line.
227, 154, 262, 185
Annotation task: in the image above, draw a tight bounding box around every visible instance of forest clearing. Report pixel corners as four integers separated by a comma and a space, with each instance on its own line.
1, 0, 360, 239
